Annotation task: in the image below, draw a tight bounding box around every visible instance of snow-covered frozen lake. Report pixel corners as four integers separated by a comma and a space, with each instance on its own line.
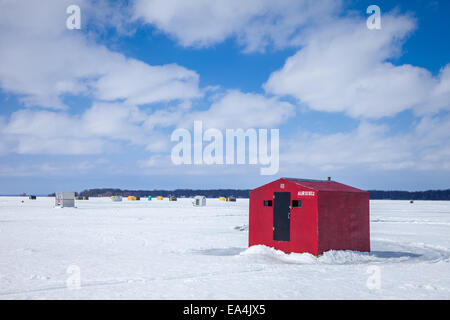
0, 197, 449, 299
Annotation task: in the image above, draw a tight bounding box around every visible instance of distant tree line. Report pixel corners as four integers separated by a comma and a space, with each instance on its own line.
368, 189, 450, 200
76, 188, 252, 199
46, 188, 450, 200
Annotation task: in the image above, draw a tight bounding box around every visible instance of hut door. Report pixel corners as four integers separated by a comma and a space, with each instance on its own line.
273, 192, 291, 241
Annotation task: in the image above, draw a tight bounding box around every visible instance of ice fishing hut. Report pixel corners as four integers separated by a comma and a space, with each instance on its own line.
169, 196, 177, 201
112, 196, 122, 202
148, 196, 152, 201
193, 196, 206, 207
249, 178, 370, 256
55, 191, 75, 208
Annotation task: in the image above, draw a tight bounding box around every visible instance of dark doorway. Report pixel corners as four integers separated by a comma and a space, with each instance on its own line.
273, 192, 291, 241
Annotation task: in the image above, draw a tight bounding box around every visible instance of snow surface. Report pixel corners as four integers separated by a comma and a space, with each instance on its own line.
0, 197, 449, 299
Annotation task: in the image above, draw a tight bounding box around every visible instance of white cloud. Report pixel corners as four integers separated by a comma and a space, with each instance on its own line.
143, 108, 185, 130
184, 90, 295, 129
133, 0, 341, 52
94, 60, 201, 105
281, 122, 412, 171
1, 102, 154, 155
265, 13, 450, 118
141, 89, 296, 144
2, 109, 107, 154
0, 116, 10, 156
81, 103, 148, 144
0, 0, 201, 109
138, 154, 171, 168
422, 64, 450, 115
0, 158, 112, 177
0, 88, 295, 157
281, 115, 450, 172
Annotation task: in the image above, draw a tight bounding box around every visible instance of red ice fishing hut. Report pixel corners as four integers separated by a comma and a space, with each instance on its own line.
249, 178, 370, 256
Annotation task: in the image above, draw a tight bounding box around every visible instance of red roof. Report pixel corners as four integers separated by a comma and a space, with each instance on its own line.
282, 178, 367, 193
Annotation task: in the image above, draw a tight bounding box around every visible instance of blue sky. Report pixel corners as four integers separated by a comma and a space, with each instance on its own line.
0, 0, 449, 194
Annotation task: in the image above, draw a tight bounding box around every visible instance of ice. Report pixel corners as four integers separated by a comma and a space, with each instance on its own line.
0, 197, 449, 299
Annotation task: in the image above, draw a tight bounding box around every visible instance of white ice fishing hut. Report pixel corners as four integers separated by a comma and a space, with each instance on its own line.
193, 196, 206, 207
55, 191, 75, 208
112, 196, 123, 202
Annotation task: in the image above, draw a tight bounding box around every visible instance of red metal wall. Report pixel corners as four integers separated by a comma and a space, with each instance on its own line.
317, 191, 370, 254
249, 179, 319, 255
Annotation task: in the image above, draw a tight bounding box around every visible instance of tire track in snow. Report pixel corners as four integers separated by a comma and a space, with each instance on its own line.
0, 268, 266, 298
